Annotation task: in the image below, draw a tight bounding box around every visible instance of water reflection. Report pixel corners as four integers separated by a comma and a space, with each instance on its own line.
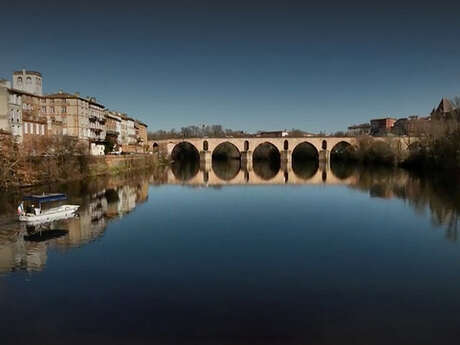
212, 158, 241, 181
171, 158, 199, 181
0, 163, 459, 277
0, 174, 149, 274
252, 159, 280, 180
292, 159, 318, 180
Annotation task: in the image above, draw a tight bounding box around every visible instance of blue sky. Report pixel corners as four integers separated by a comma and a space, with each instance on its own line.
1, 1, 459, 133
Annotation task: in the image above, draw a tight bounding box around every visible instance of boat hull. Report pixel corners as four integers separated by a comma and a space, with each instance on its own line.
19, 205, 80, 224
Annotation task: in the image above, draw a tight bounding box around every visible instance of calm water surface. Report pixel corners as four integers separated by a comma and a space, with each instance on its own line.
0, 161, 459, 345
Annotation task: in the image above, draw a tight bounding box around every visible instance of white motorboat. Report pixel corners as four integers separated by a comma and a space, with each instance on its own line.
18, 193, 80, 224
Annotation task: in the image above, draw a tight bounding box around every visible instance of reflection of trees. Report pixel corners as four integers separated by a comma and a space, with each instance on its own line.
349, 166, 460, 241
212, 159, 241, 181
330, 161, 356, 180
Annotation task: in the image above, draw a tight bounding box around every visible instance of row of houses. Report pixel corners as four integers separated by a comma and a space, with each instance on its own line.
0, 69, 148, 155
347, 98, 459, 137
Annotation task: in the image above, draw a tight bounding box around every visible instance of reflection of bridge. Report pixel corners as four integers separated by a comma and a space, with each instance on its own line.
158, 137, 357, 169
166, 163, 357, 186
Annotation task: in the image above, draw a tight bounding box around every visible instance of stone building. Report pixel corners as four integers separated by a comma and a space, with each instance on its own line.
120, 115, 138, 153
45, 91, 88, 139
347, 123, 371, 136
0, 86, 23, 141
21, 91, 47, 141
12, 69, 43, 96
370, 117, 396, 136
135, 120, 148, 148
431, 97, 458, 121
45, 91, 106, 154
0, 85, 48, 143
105, 110, 122, 152
392, 116, 432, 136
88, 97, 106, 155
2, 69, 147, 155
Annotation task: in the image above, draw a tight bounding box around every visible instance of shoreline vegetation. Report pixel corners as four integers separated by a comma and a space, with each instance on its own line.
0, 135, 167, 190
333, 118, 460, 175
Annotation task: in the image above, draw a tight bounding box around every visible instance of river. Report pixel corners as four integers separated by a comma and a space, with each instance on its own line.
0, 160, 459, 345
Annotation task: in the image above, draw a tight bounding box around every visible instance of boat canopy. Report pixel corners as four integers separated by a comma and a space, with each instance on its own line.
23, 193, 67, 203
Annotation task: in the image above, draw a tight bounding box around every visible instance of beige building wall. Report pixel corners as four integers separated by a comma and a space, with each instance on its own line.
0, 87, 9, 133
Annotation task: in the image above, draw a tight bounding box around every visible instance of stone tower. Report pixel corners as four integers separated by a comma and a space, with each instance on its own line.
12, 69, 43, 96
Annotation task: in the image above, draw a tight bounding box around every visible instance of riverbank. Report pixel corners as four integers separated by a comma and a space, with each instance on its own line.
0, 153, 167, 190
333, 132, 460, 174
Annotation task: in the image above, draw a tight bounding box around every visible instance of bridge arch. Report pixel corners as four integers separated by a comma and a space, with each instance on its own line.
171, 141, 200, 161
291, 141, 319, 180
170, 141, 200, 181
253, 142, 281, 180
292, 141, 319, 161
330, 141, 356, 162
212, 141, 241, 160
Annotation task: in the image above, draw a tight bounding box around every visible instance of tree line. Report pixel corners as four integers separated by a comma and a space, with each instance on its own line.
148, 125, 250, 140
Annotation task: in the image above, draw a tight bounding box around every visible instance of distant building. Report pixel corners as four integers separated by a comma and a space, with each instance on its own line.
1, 69, 148, 155
105, 110, 122, 152
12, 70, 43, 96
370, 117, 396, 136
431, 97, 458, 121
347, 123, 371, 136
0, 85, 47, 143
135, 120, 148, 148
392, 116, 431, 136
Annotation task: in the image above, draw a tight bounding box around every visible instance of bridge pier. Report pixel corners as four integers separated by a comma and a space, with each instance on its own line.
281, 150, 292, 172
241, 151, 253, 171
200, 150, 212, 172
318, 149, 330, 164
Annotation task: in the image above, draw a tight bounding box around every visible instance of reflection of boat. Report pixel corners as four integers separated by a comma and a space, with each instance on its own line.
18, 193, 79, 224
24, 229, 68, 242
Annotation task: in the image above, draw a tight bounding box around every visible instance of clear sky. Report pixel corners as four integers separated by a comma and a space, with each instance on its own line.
1, 0, 459, 133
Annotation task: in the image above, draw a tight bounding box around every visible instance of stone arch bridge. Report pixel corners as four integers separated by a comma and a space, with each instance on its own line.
156, 137, 357, 170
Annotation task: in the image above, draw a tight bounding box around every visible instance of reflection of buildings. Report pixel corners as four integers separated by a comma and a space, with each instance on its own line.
0, 225, 47, 273
54, 180, 148, 249
0, 176, 149, 274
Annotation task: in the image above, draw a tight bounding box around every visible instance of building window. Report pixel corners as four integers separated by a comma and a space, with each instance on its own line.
41, 125, 45, 135
26, 77, 32, 85
62, 106, 66, 113
41, 106, 46, 112
24, 122, 28, 134
50, 106, 54, 113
